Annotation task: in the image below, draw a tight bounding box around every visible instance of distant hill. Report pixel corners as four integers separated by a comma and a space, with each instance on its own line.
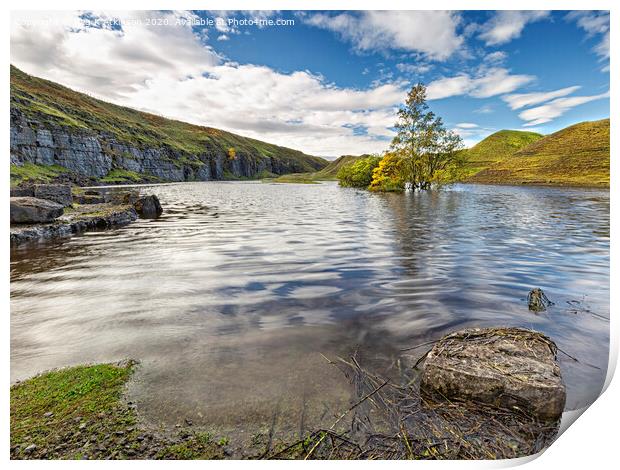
270, 154, 370, 183
469, 119, 609, 187
461, 130, 543, 177
313, 154, 371, 179
10, 65, 327, 185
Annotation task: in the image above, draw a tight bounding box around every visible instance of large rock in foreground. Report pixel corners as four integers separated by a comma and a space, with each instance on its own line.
421, 327, 565, 421
10, 197, 64, 224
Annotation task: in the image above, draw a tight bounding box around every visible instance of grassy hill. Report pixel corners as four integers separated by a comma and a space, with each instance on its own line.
10, 65, 327, 183
314, 155, 369, 179
461, 130, 543, 177
270, 154, 369, 183
469, 119, 609, 187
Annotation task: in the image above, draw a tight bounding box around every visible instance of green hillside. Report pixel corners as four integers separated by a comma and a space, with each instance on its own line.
470, 119, 609, 187
314, 155, 371, 179
270, 154, 369, 183
10, 65, 327, 181
461, 130, 543, 177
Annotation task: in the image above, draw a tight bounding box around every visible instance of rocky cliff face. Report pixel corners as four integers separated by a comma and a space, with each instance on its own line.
10, 107, 319, 183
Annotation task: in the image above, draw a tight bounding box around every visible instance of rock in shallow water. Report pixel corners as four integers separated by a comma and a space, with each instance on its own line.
134, 195, 163, 218
420, 327, 566, 421
10, 197, 64, 224
528, 288, 554, 312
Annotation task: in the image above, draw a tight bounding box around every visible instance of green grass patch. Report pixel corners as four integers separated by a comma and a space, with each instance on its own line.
10, 362, 231, 460
11, 363, 136, 459
100, 168, 146, 183
10, 163, 71, 187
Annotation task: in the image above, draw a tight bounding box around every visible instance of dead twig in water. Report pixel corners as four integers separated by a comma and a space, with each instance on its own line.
557, 347, 602, 370
304, 379, 389, 460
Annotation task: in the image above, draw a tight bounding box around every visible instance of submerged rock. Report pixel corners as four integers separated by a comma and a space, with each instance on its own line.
33, 184, 73, 207
420, 327, 565, 421
134, 195, 163, 218
10, 197, 64, 224
528, 288, 554, 312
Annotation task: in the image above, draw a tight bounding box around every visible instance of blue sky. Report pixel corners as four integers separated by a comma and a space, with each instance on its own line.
10, 10, 610, 156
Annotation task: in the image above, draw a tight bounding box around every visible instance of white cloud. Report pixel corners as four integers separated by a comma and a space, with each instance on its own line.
455, 123, 478, 129
214, 17, 231, 33
217, 34, 229, 41
396, 62, 432, 75
502, 86, 582, 110
594, 32, 610, 60
565, 11, 610, 62
478, 11, 549, 46
518, 91, 610, 126
10, 10, 220, 100
121, 65, 403, 154
10, 10, 406, 156
427, 68, 534, 100
303, 11, 463, 60
483, 51, 507, 65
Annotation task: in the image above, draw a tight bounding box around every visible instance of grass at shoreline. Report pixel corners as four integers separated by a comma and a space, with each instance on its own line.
10, 362, 230, 460
10, 353, 560, 461
10, 362, 326, 460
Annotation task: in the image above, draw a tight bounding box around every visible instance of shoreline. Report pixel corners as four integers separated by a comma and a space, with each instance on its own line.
91, 178, 612, 190
10, 185, 163, 247
11, 327, 566, 461
10, 203, 138, 247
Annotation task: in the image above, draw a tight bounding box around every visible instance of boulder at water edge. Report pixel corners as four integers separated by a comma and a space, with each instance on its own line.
10, 197, 64, 224
420, 327, 566, 421
134, 195, 163, 218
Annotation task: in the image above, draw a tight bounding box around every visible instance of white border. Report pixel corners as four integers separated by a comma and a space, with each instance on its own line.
2, 1, 616, 468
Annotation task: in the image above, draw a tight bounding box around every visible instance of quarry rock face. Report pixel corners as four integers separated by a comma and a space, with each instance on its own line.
420, 327, 566, 421
10, 197, 64, 224
10, 108, 317, 183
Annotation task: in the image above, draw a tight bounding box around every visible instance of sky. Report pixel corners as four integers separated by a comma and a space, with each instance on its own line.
10, 10, 610, 157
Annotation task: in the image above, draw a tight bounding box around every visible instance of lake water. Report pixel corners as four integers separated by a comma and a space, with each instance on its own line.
11, 181, 610, 440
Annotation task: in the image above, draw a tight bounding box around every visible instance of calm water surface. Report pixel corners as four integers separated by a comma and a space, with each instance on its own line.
11, 182, 610, 438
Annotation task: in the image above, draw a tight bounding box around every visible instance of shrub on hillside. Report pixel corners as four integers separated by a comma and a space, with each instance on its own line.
337, 155, 382, 188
